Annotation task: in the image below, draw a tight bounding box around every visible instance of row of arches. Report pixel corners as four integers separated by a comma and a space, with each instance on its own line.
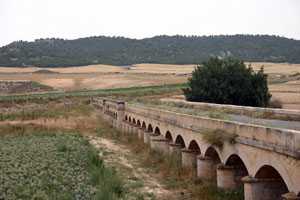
123, 114, 292, 199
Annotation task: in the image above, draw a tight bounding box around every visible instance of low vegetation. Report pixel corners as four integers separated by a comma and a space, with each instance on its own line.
96, 117, 243, 200
0, 102, 92, 121
0, 130, 124, 200
202, 129, 237, 148
0, 83, 185, 103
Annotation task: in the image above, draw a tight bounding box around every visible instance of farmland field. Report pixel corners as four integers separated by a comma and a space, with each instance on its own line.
0, 132, 123, 200
0, 62, 299, 109
0, 98, 246, 200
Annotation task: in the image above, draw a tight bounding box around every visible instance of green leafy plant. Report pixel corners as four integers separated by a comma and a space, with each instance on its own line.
183, 57, 271, 107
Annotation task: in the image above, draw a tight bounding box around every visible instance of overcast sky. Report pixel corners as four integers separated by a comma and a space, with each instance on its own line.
1, 0, 300, 47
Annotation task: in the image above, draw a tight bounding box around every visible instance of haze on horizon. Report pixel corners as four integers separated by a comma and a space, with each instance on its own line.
1, 0, 300, 47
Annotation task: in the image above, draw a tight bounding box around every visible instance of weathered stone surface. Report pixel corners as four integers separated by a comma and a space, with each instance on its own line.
93, 97, 300, 197
181, 149, 197, 168
197, 156, 217, 181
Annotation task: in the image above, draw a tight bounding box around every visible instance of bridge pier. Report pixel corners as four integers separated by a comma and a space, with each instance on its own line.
169, 143, 182, 156
242, 176, 294, 200
197, 156, 217, 181
129, 124, 134, 135
216, 164, 237, 190
137, 128, 144, 140
132, 125, 139, 136
168, 143, 182, 166
122, 122, 128, 134
282, 193, 300, 200
143, 131, 150, 144
181, 149, 197, 168
126, 123, 131, 134
150, 134, 169, 154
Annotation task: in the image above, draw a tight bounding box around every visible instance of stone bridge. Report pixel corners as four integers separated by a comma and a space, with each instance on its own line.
92, 98, 300, 200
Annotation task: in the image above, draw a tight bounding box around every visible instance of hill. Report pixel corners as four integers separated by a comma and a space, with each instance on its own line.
1, 35, 300, 67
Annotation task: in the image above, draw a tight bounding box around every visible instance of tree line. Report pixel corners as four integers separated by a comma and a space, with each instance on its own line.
0, 35, 300, 67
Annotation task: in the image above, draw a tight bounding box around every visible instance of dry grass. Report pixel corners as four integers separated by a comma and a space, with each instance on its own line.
248, 62, 300, 75
0, 62, 299, 110
0, 73, 187, 91
130, 63, 196, 74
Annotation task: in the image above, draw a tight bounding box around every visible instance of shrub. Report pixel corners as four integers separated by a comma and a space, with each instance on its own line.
202, 129, 237, 148
183, 57, 272, 107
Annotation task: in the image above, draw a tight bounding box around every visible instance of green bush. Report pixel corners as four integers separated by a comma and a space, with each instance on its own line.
183, 57, 271, 107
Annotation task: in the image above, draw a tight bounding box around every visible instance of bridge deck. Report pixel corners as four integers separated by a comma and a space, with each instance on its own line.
131, 102, 300, 131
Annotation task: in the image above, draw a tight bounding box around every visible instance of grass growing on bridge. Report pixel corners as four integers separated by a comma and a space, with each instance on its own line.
0, 128, 124, 200
202, 129, 237, 148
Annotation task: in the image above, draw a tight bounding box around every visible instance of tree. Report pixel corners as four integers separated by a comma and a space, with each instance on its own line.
183, 57, 271, 107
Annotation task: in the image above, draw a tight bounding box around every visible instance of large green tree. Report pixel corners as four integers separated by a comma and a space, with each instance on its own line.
183, 57, 271, 107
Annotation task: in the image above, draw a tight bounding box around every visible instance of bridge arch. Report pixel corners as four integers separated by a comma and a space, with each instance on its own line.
188, 140, 201, 154
204, 146, 221, 163
147, 124, 153, 133
175, 135, 186, 148
165, 131, 173, 142
133, 118, 136, 124
252, 155, 294, 192
129, 116, 132, 123
254, 165, 289, 199
142, 121, 146, 130
125, 115, 128, 121
225, 154, 249, 187
154, 127, 161, 135
137, 120, 141, 127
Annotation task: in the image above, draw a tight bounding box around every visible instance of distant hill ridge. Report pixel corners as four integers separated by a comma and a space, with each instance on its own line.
1, 35, 300, 67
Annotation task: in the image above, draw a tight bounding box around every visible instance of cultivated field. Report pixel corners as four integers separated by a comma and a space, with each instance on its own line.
0, 62, 299, 109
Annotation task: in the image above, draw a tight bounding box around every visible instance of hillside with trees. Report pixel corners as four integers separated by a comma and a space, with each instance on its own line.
0, 35, 300, 67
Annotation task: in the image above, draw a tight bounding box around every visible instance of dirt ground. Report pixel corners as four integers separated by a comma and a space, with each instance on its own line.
0, 113, 181, 200
0, 62, 299, 109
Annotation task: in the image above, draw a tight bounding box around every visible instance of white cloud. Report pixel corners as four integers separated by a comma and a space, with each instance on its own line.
0, 0, 300, 46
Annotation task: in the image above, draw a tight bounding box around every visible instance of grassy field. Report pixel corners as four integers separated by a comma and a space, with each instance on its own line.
0, 130, 124, 200
0, 83, 185, 103
0, 62, 299, 109
0, 101, 156, 200
0, 96, 246, 200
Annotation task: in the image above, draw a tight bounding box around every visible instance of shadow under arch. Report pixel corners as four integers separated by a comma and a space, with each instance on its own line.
254, 165, 289, 199
154, 127, 161, 135
225, 154, 249, 187
147, 124, 153, 133
204, 146, 221, 163
175, 135, 186, 148
137, 120, 141, 127
142, 122, 146, 130
165, 131, 173, 142
188, 140, 201, 154
133, 118, 136, 124
125, 115, 128, 121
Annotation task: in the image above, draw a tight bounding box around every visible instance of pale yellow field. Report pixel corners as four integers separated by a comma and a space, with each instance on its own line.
0, 64, 126, 74
0, 62, 299, 109
129, 64, 196, 74
249, 62, 300, 75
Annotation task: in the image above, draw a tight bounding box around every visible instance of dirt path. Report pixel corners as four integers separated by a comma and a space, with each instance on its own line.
0, 116, 185, 199
89, 136, 182, 200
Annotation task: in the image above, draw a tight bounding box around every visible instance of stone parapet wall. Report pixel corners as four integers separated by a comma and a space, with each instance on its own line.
92, 98, 300, 158
162, 99, 300, 121
126, 104, 300, 158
